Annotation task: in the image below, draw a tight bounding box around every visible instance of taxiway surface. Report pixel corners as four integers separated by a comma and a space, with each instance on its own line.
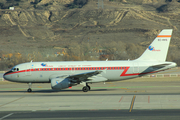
0, 77, 180, 120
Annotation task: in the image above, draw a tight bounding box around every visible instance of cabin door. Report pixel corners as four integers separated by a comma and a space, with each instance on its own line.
25, 64, 33, 75
133, 62, 139, 73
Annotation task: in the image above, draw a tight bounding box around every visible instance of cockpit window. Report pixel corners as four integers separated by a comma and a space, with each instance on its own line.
11, 68, 19, 71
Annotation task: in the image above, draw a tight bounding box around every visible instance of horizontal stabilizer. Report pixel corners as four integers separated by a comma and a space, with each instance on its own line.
150, 63, 171, 69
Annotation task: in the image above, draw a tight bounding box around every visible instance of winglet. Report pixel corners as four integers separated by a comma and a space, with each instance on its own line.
135, 29, 173, 62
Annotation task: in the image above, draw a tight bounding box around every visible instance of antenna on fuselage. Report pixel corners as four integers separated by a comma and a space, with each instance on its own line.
30, 60, 33, 63
106, 58, 108, 61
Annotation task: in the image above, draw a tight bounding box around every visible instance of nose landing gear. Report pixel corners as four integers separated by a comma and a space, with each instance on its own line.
27, 88, 32, 92
27, 83, 32, 92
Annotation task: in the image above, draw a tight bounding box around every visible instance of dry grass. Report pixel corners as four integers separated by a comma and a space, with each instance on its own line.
0, 0, 180, 69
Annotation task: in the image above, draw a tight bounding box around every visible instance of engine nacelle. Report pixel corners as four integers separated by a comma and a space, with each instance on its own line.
51, 78, 76, 90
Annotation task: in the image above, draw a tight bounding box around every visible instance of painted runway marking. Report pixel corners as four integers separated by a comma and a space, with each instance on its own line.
129, 95, 136, 112
0, 97, 24, 108
126, 90, 146, 93
0, 113, 13, 120
119, 96, 123, 102
148, 96, 150, 103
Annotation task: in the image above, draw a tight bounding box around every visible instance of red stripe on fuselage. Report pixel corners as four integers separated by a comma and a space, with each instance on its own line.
120, 67, 167, 77
5, 70, 26, 75
4, 66, 128, 76
120, 67, 139, 76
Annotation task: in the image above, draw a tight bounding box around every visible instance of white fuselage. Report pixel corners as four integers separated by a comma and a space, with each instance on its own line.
3, 60, 176, 83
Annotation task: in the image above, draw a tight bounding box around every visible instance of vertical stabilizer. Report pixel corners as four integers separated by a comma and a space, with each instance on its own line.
136, 29, 173, 62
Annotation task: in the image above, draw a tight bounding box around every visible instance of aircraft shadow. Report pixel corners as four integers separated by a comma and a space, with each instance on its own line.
0, 89, 116, 93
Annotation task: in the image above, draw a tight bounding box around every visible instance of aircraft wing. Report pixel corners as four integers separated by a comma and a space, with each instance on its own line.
68, 70, 103, 82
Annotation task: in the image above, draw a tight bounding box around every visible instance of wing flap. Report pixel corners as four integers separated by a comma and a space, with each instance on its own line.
86, 76, 108, 83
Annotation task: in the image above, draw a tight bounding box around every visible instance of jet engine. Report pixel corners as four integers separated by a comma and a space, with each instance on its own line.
51, 78, 76, 90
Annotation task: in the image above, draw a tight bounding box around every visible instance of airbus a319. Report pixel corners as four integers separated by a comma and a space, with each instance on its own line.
3, 29, 177, 92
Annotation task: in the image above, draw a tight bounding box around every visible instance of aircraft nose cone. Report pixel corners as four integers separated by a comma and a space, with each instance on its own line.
3, 71, 12, 80
3, 73, 8, 80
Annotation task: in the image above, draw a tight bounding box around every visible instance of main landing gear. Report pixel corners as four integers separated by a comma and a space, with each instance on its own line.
27, 83, 32, 92
82, 84, 91, 92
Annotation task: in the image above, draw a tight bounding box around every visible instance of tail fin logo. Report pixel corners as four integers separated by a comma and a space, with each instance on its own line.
148, 46, 154, 51
148, 46, 160, 51
41, 63, 47, 67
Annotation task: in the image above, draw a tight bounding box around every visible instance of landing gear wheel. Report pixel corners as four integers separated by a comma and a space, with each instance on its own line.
27, 88, 32, 92
87, 85, 91, 90
82, 86, 89, 92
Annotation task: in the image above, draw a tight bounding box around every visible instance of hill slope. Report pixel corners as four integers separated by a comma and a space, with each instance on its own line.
0, 0, 180, 70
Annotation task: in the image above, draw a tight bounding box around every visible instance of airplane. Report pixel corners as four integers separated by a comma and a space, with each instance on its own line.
3, 29, 177, 92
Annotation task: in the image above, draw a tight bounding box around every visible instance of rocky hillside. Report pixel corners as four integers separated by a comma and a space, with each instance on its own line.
0, 0, 180, 70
